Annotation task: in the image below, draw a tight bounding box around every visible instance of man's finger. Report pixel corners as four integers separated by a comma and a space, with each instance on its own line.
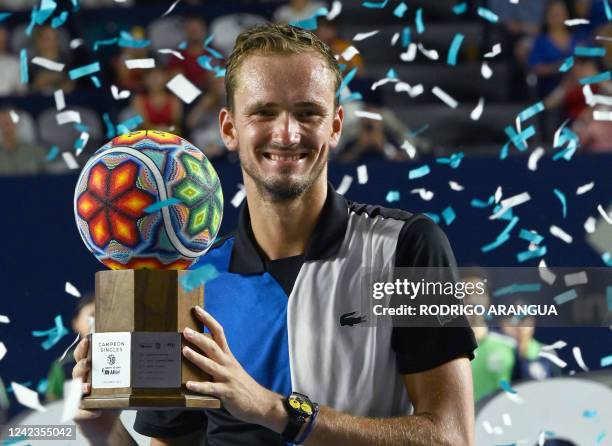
182, 346, 227, 379
72, 358, 90, 380
81, 382, 91, 395
73, 409, 102, 421
193, 306, 231, 354
73, 337, 89, 362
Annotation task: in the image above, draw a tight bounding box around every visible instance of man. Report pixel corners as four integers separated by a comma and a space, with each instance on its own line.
72, 23, 476, 445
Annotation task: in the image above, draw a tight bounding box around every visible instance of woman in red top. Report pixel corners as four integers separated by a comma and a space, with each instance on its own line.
132, 68, 183, 133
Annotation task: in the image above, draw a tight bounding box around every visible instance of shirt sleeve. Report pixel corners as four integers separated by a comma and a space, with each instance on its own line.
133, 409, 206, 439
391, 216, 477, 374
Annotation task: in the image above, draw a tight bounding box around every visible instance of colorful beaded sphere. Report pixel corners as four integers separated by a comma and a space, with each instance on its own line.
74, 130, 223, 270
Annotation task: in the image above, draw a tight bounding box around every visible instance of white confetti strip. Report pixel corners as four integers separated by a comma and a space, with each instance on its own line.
158, 48, 184, 60
597, 204, 612, 224
481, 61, 493, 79
400, 43, 417, 61
494, 186, 503, 204
576, 182, 594, 195
336, 175, 353, 195
354, 110, 383, 120
572, 346, 589, 372
357, 165, 368, 184
484, 43, 502, 58
584, 216, 596, 233
584, 85, 612, 106
54, 89, 65, 111
538, 351, 567, 368
564, 271, 587, 286
538, 259, 556, 285
0, 342, 6, 361
550, 225, 573, 243
400, 139, 416, 159
340, 45, 359, 61
231, 185, 246, 208
9, 110, 19, 124
502, 413, 512, 426
58, 333, 80, 362
553, 119, 569, 148
565, 18, 590, 26
527, 147, 545, 171
56, 110, 81, 125
62, 152, 79, 170
482, 420, 493, 434
166, 73, 202, 104
410, 188, 434, 201
12, 382, 46, 412
395, 82, 423, 98
391, 32, 400, 46
69, 38, 84, 49
75, 132, 89, 157
161, 0, 181, 17
541, 340, 567, 351
111, 84, 131, 100
327, 0, 342, 20
506, 391, 524, 404
470, 97, 484, 120
432, 86, 457, 108
125, 58, 156, 69
65, 281, 81, 297
371, 77, 398, 90
449, 181, 464, 191
0, 315, 9, 324
353, 29, 379, 41
417, 43, 439, 60
490, 192, 530, 220
593, 110, 612, 121
32, 56, 65, 71
60, 378, 82, 422
493, 426, 504, 435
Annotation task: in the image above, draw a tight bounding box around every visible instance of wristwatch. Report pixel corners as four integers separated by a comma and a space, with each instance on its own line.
281, 392, 316, 442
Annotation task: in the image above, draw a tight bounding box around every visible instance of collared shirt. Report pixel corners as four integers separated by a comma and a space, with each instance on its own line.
134, 183, 476, 445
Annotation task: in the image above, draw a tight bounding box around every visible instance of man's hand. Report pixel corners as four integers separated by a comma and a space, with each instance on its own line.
181, 306, 287, 433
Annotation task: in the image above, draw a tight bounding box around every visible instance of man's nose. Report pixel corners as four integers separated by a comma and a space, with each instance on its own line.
271, 112, 301, 147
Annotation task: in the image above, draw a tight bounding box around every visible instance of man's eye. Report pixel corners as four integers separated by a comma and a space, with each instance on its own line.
296, 110, 317, 119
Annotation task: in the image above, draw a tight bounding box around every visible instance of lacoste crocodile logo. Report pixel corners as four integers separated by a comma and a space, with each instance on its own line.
340, 311, 366, 327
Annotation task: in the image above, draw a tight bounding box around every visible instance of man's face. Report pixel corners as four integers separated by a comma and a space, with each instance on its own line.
219, 52, 343, 201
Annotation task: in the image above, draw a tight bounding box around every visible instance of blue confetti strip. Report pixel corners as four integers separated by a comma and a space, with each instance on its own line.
500, 216, 519, 238
516, 245, 547, 263
553, 288, 578, 305
340, 91, 363, 104
447, 33, 464, 66
423, 212, 440, 224
408, 164, 430, 179
93, 37, 118, 51
582, 409, 598, 418
37, 378, 48, 394
35, 0, 57, 25
452, 2, 467, 15
415, 8, 425, 34
51, 10, 68, 28
441, 206, 456, 225
32, 315, 68, 350
603, 252, 612, 266
504, 125, 535, 151
102, 113, 116, 138
493, 204, 514, 221
71, 0, 80, 11
336, 67, 358, 97
0, 12, 12, 22
385, 190, 400, 202
393, 2, 408, 18
289, 7, 328, 30
481, 233, 510, 253
145, 198, 182, 214
553, 188, 567, 218
596, 432, 606, 445
606, 0, 612, 19
519, 229, 543, 245
74, 136, 85, 150
606, 286, 612, 311
116, 114, 143, 134
559, 56, 574, 72
601, 355, 612, 367
118, 31, 151, 48
436, 152, 464, 168
19, 49, 28, 84
493, 283, 542, 297
518, 101, 544, 122
25, 6, 38, 36
575, 46, 606, 57
362, 0, 388, 8
579, 71, 611, 85
408, 123, 429, 138
386, 68, 397, 79
401, 27, 411, 48
499, 380, 517, 394
477, 7, 498, 23
204, 34, 215, 47
180, 264, 220, 292
90, 75, 101, 88
471, 196, 494, 208
46, 145, 59, 161
69, 62, 100, 80
499, 141, 509, 160
2, 434, 28, 445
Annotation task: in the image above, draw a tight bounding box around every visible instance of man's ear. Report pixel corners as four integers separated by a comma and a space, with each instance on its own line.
329, 104, 344, 149
219, 107, 238, 151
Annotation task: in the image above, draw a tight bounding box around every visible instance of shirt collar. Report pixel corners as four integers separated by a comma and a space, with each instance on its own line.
229, 182, 349, 274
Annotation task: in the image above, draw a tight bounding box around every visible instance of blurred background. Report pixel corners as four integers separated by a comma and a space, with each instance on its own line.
0, 0, 611, 444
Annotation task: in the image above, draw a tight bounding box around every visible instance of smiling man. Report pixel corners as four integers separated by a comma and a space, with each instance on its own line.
72, 23, 477, 445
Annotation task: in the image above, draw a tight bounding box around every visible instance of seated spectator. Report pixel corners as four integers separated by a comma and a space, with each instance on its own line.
29, 26, 74, 95
315, 19, 364, 74
209, 13, 267, 57
132, 67, 183, 133
273, 0, 328, 24
0, 26, 26, 96
528, 0, 586, 99
573, 104, 612, 152
112, 26, 150, 93
186, 76, 226, 159
0, 108, 47, 176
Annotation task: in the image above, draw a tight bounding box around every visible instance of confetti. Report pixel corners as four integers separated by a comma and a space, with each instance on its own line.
597, 204, 612, 224
65, 282, 81, 297
436, 152, 464, 169
606, 0, 612, 19
424, 213, 440, 224
470, 97, 485, 120
441, 206, 456, 225
607, 286, 612, 312
357, 165, 368, 184
541, 340, 567, 351
391, 32, 400, 46
400, 139, 417, 158
180, 264, 220, 292
158, 48, 184, 60
553, 288, 578, 305
46, 145, 60, 161
552, 188, 567, 219
527, 147, 545, 171
415, 8, 425, 34
452, 2, 467, 15
62, 151, 79, 170
58, 333, 80, 362
51, 10, 68, 28
125, 58, 155, 69
484, 43, 502, 58
362, 0, 389, 8
576, 182, 594, 195
161, 0, 181, 17
516, 245, 546, 263
481, 233, 510, 253
593, 110, 612, 121
0, 12, 12, 22
0, 342, 6, 361
603, 252, 612, 266
602, 355, 612, 367
432, 86, 457, 108
393, 2, 408, 18
92, 37, 118, 51
490, 192, 530, 220
336, 175, 353, 195
519, 229, 543, 245
493, 283, 541, 297
327, 1, 342, 20
60, 378, 83, 423
408, 165, 430, 180
410, 188, 434, 201
518, 102, 545, 122
145, 198, 182, 213
70, 38, 84, 49
538, 351, 567, 368
583, 409, 597, 418
499, 380, 517, 394
564, 271, 587, 286
118, 31, 151, 48
31, 56, 65, 72
575, 46, 606, 57
477, 7, 498, 23
353, 30, 379, 41
354, 110, 383, 120
11, 382, 46, 412
33, 315, 69, 350
340, 45, 360, 61
502, 413, 512, 426
19, 49, 28, 84
385, 190, 400, 202
564, 18, 590, 26
0, 315, 9, 324
572, 346, 589, 372
447, 33, 464, 66
75, 131, 89, 156
68, 62, 100, 80
395, 81, 423, 97
579, 71, 611, 86
417, 43, 439, 60
336, 67, 358, 97
371, 77, 397, 90
584, 216, 596, 233
111, 84, 131, 100
481, 61, 493, 79
449, 181, 464, 191
166, 73, 202, 104
400, 43, 418, 61
231, 185, 246, 208
401, 27, 411, 48
559, 56, 574, 72
289, 6, 328, 30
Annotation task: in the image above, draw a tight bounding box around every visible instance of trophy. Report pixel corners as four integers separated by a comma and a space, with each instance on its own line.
73, 130, 224, 409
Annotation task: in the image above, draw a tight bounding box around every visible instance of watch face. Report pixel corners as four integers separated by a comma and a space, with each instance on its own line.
300, 402, 312, 415
289, 394, 313, 417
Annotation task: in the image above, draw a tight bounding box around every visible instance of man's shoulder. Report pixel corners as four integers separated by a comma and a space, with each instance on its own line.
347, 200, 436, 230
190, 232, 236, 270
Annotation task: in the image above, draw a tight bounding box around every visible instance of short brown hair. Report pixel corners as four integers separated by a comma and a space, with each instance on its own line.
225, 23, 342, 111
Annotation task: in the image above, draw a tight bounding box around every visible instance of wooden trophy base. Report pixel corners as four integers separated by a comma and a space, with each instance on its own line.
81, 393, 221, 410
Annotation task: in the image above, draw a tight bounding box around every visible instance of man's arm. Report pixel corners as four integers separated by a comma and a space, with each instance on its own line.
150, 430, 205, 446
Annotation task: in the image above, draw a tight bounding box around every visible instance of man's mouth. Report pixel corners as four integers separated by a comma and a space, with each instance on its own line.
263, 153, 308, 161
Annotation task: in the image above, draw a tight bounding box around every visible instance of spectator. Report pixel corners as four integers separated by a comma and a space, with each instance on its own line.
573, 104, 612, 152
0, 108, 47, 176
315, 19, 364, 74
0, 26, 26, 96
186, 76, 227, 159
29, 26, 74, 94
132, 67, 183, 133
112, 26, 150, 93
273, 0, 328, 24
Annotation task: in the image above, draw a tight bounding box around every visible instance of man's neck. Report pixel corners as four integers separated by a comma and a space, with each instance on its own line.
245, 178, 327, 261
